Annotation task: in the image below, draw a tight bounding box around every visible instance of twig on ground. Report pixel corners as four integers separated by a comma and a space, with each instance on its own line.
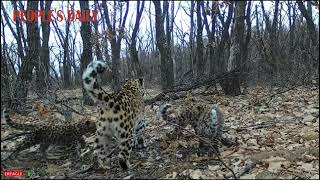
236, 123, 274, 132
264, 86, 298, 104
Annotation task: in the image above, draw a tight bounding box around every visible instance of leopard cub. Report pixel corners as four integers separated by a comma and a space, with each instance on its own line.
1, 108, 96, 162
159, 95, 236, 154
82, 61, 146, 170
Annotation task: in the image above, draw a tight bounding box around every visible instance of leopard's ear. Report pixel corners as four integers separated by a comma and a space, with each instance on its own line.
125, 79, 129, 82
138, 78, 144, 86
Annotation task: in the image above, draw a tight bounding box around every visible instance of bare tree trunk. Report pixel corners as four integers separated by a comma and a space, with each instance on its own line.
63, 1, 71, 89
195, 1, 205, 80
255, 4, 268, 78
261, 0, 281, 83
153, 1, 175, 90
1, 54, 10, 108
148, 2, 155, 53
12, 1, 40, 110
1, 18, 11, 108
271, 0, 280, 80
51, 2, 72, 89
1, 1, 25, 68
36, 0, 52, 95
287, 1, 297, 75
79, 0, 94, 105
296, 0, 319, 79
102, 1, 129, 91
241, 0, 252, 90
296, 0, 318, 47
99, 6, 112, 86
222, 1, 246, 96
216, 3, 233, 76
129, 0, 145, 78
148, 2, 156, 83
202, 1, 217, 78
93, 0, 103, 61
189, 0, 195, 79
288, 1, 296, 57
165, 1, 175, 79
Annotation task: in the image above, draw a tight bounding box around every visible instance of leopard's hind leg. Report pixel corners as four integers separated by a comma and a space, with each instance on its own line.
94, 124, 115, 169
117, 129, 134, 170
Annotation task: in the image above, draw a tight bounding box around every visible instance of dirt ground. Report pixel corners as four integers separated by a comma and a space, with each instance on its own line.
1, 85, 319, 179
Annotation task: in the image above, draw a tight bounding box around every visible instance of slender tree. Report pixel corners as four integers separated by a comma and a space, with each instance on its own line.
195, 0, 205, 80
129, 0, 145, 78
12, 1, 40, 109
79, 0, 94, 105
153, 1, 175, 90
223, 1, 246, 96
101, 1, 129, 91
36, 0, 52, 94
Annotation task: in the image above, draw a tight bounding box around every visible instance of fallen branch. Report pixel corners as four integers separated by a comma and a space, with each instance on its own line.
144, 92, 188, 105
55, 97, 80, 103
265, 86, 298, 104
236, 123, 274, 132
144, 90, 217, 105
253, 85, 302, 106
144, 69, 245, 106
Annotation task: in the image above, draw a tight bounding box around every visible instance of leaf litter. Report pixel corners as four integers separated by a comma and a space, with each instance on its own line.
1, 85, 319, 179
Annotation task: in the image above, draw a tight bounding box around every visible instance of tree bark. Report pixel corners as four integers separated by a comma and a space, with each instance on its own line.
79, 0, 94, 105
63, 1, 71, 89
93, 0, 103, 61
296, 0, 318, 47
195, 0, 205, 80
1, 54, 10, 108
241, 0, 252, 88
102, 1, 129, 91
153, 1, 175, 90
12, 0, 40, 110
189, 0, 195, 78
222, 1, 246, 96
202, 1, 217, 78
261, 0, 281, 82
1, 1, 25, 65
216, 3, 233, 75
37, 0, 52, 94
129, 0, 145, 78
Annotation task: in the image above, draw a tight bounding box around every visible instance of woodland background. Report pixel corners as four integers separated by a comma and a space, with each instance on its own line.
1, 0, 319, 109
1, 1, 319, 179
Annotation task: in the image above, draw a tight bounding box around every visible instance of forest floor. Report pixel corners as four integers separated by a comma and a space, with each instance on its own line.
1, 84, 319, 179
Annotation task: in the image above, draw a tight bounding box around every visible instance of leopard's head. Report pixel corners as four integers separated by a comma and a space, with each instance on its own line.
124, 78, 145, 97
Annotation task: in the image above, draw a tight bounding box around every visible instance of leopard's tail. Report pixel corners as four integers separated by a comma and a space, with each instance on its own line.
158, 104, 178, 123
2, 108, 36, 131
82, 61, 110, 102
2, 108, 21, 129
2, 108, 11, 124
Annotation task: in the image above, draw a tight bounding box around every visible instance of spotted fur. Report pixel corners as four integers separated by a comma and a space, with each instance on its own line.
82, 60, 146, 170
2, 108, 96, 161
159, 96, 224, 141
